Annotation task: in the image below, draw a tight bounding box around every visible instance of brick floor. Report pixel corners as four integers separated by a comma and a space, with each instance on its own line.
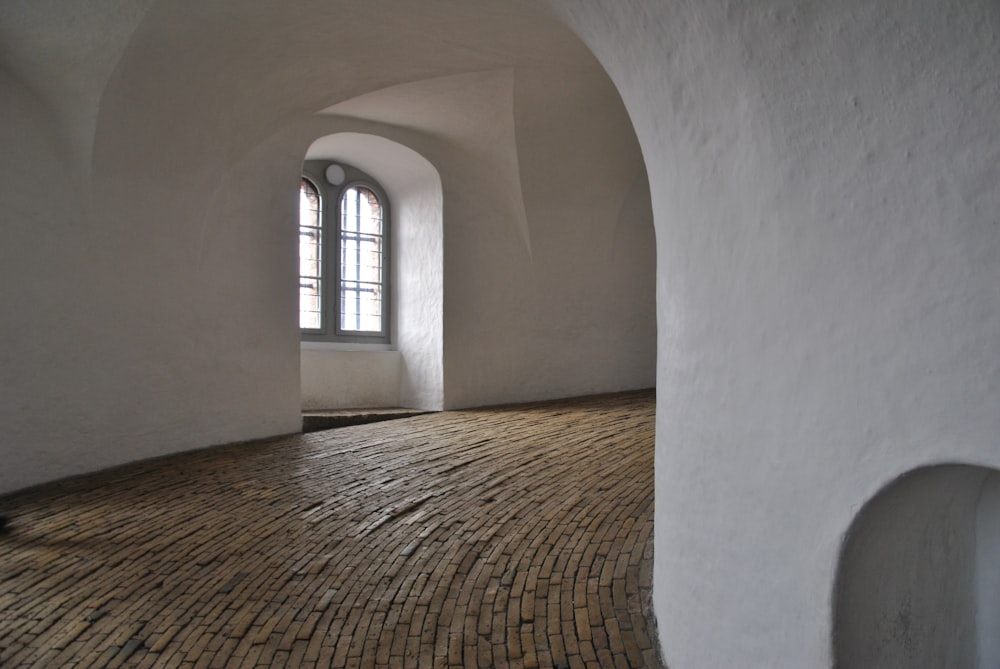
0, 391, 661, 668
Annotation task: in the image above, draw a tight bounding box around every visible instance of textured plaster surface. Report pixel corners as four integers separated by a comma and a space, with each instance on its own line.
549, 0, 1000, 666
834, 466, 987, 668
977, 473, 1000, 667
300, 348, 402, 410
7, 1, 998, 667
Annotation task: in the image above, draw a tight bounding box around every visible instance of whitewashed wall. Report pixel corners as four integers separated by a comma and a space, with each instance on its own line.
318, 68, 655, 410
834, 466, 993, 668
0, 2, 652, 492
7, 2, 995, 666
301, 348, 402, 411
0, 2, 305, 493
549, 0, 1000, 665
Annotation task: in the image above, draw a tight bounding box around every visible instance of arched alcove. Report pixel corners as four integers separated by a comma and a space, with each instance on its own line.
834, 464, 1000, 668
300, 132, 444, 411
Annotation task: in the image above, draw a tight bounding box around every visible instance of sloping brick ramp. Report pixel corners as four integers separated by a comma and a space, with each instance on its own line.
0, 391, 660, 668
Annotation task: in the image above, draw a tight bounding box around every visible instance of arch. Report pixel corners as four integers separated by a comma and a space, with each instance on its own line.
833, 464, 1000, 668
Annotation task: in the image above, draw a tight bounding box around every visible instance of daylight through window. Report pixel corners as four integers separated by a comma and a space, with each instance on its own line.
298, 163, 389, 342
339, 186, 383, 332
299, 179, 323, 330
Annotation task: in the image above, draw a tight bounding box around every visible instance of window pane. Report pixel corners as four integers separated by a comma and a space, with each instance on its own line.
339, 186, 384, 332
340, 235, 381, 281
299, 179, 323, 330
299, 185, 320, 226
340, 281, 382, 332
341, 187, 382, 236
299, 230, 321, 278
299, 278, 322, 330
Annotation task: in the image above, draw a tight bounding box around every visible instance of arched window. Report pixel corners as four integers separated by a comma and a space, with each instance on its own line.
298, 178, 323, 330
299, 162, 390, 342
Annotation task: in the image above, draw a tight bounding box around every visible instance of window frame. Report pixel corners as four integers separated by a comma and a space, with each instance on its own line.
300, 160, 391, 344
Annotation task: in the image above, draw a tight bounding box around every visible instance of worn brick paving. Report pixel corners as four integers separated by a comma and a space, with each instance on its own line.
0, 391, 660, 668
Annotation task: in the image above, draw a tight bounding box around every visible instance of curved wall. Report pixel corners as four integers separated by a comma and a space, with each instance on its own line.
549, 0, 1000, 665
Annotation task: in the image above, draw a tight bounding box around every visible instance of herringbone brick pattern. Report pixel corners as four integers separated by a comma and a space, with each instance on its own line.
0, 391, 660, 668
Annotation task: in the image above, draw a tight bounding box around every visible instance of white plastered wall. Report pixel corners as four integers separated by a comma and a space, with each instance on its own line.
301, 348, 403, 411
834, 466, 986, 668
12, 1, 999, 666
548, 0, 1000, 666
977, 473, 1000, 667
833, 465, 1000, 668
0, 1, 306, 493
0, 1, 653, 493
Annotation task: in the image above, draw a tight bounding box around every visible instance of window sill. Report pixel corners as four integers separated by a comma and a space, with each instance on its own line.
300, 340, 395, 352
